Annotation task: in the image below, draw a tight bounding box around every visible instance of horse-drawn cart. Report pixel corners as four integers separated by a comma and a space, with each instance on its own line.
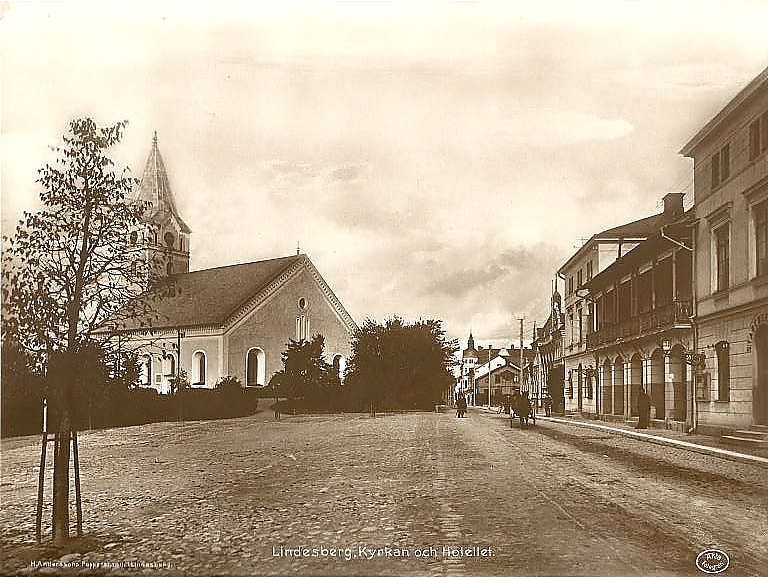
509, 391, 536, 428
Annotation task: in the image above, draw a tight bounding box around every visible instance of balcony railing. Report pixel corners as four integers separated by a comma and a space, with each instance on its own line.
586, 299, 692, 349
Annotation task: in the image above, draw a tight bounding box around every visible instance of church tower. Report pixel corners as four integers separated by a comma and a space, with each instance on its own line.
133, 132, 191, 277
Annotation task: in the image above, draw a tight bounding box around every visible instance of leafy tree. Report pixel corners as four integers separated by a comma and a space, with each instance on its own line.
1, 333, 46, 437
345, 317, 458, 411
273, 335, 337, 405
1, 118, 156, 544
168, 368, 190, 395
109, 351, 141, 390
216, 375, 244, 400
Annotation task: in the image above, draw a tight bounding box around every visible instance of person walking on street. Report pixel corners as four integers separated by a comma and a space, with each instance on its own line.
456, 395, 467, 418
636, 388, 651, 429
544, 394, 553, 417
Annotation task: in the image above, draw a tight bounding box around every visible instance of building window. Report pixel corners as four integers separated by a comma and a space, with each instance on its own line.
749, 112, 768, 161
568, 276, 573, 295
715, 224, 730, 292
578, 308, 583, 343
296, 315, 310, 340
164, 231, 175, 248
141, 354, 152, 385
193, 351, 206, 385
756, 200, 768, 277
246, 348, 265, 387
586, 261, 593, 281
711, 143, 730, 189
715, 341, 730, 401
764, 112, 768, 156
577, 269, 583, 289
750, 118, 761, 161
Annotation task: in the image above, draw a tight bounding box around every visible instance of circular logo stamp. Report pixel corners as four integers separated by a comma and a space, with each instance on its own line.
696, 549, 729, 574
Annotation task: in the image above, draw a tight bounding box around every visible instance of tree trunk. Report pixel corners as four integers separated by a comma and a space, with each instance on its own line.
53, 416, 71, 545
51, 354, 74, 545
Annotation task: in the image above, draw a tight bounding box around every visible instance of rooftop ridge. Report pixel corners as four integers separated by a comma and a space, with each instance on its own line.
183, 254, 302, 277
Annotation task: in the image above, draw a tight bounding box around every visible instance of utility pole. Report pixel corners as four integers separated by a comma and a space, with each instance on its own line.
487, 346, 492, 408
519, 318, 525, 396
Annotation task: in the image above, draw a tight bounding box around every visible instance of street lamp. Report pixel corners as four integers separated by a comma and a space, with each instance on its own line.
660, 337, 706, 369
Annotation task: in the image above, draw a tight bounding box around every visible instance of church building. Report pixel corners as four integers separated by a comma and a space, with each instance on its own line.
103, 134, 357, 394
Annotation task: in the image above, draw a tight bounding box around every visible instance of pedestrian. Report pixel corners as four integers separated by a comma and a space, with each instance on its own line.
456, 395, 467, 418
636, 388, 651, 429
544, 394, 553, 416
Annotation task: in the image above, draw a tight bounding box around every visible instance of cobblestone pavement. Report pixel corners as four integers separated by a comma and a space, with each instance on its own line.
1, 406, 766, 576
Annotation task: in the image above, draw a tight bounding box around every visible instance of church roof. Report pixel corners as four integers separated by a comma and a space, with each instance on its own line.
134, 132, 192, 233
104, 254, 356, 333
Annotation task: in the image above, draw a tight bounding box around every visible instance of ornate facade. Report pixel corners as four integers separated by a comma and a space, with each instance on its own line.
681, 65, 768, 434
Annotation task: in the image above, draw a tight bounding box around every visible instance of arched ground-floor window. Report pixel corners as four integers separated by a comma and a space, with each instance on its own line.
246, 347, 266, 386
193, 350, 206, 385
141, 354, 152, 385
332, 354, 346, 385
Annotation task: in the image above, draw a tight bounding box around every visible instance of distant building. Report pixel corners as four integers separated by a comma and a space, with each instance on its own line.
681, 65, 768, 434
456, 333, 533, 405
99, 134, 357, 393
530, 288, 565, 412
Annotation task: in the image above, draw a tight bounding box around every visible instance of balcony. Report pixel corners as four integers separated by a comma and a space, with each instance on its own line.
586, 299, 692, 349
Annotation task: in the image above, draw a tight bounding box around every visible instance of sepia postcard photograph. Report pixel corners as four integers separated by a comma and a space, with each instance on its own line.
1, 1, 767, 576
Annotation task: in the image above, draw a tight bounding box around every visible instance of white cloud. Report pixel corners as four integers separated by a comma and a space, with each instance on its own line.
3, 1, 768, 347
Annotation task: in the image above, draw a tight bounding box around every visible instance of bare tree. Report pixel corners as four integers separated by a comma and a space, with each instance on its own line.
2, 118, 160, 544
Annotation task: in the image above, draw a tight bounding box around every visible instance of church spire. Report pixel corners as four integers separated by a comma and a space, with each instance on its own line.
135, 132, 190, 233
134, 132, 192, 276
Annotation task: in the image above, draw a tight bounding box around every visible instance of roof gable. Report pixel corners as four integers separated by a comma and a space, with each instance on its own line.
107, 254, 357, 335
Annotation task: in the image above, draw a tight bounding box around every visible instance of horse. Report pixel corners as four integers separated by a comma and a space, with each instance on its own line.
509, 391, 536, 428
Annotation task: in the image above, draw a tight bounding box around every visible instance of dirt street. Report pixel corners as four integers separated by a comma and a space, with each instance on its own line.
1, 407, 765, 576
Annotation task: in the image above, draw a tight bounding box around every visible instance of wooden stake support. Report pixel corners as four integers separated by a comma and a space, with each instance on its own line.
36, 399, 83, 543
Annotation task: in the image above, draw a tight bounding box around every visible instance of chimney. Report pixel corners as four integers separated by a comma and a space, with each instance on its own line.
662, 192, 684, 219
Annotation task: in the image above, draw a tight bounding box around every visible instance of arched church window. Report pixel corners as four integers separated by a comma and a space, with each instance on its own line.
141, 354, 152, 385
246, 348, 265, 386
193, 351, 206, 385
130, 231, 137, 245
332, 354, 346, 385
164, 231, 175, 248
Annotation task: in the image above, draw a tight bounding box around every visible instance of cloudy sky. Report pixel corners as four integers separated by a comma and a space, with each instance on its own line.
2, 1, 768, 349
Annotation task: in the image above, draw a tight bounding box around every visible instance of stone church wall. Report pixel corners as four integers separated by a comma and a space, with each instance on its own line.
225, 266, 354, 387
